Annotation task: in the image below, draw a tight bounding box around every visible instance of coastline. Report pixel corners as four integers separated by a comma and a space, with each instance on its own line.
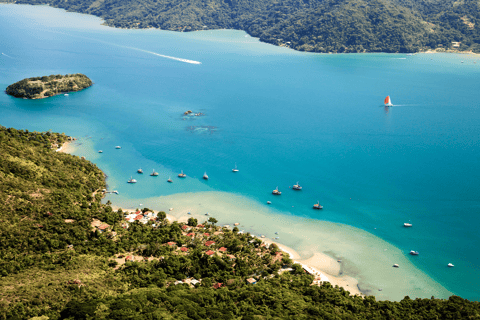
1, 3, 478, 57
104, 190, 451, 301
110, 203, 363, 296
56, 139, 78, 154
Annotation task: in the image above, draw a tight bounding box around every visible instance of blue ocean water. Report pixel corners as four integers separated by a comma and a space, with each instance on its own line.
1, 4, 480, 300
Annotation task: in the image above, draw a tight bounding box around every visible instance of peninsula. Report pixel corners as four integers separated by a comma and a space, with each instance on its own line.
1, 125, 480, 319
5, 73, 92, 99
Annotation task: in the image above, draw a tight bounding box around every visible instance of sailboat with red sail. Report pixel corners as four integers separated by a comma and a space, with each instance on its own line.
384, 96, 393, 107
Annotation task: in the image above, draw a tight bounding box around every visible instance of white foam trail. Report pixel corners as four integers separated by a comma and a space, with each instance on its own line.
37, 29, 202, 65
1, 53, 13, 58
129, 47, 201, 65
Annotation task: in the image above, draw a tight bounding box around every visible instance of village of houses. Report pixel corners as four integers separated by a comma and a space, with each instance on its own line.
88, 208, 330, 290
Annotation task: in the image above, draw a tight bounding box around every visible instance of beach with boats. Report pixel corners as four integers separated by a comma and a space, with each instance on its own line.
2, 4, 480, 301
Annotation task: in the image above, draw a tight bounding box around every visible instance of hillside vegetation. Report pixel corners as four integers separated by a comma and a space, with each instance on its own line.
5, 74, 92, 99
4, 0, 480, 53
1, 125, 480, 319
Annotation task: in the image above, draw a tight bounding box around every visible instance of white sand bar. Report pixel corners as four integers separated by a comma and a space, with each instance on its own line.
109, 190, 452, 301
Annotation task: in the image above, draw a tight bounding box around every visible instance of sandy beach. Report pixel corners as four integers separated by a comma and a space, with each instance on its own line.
110, 202, 363, 297
56, 139, 77, 154
56, 135, 452, 300
103, 190, 451, 301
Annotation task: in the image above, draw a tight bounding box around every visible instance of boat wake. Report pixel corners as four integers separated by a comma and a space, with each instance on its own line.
127, 47, 201, 65
42, 29, 202, 65
1, 52, 13, 58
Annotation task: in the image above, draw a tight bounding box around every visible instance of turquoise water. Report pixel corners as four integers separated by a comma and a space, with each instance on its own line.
1, 4, 480, 301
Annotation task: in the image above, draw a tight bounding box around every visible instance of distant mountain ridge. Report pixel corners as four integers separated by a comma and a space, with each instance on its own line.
5, 0, 480, 53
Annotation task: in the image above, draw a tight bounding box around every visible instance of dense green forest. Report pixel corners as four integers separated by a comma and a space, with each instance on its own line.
3, 0, 480, 53
1, 125, 480, 319
5, 74, 92, 99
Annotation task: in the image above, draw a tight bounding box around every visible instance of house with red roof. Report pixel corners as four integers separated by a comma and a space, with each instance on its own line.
205, 240, 215, 247
180, 247, 188, 252
205, 250, 215, 256
186, 233, 195, 237
213, 283, 223, 289
167, 242, 177, 246
219, 247, 227, 252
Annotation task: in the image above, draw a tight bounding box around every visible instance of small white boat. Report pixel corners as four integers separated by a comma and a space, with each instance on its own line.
232, 163, 239, 172
115, 146, 121, 149
267, 201, 272, 204
313, 201, 323, 210
98, 150, 103, 153
448, 263, 454, 267
150, 169, 158, 176
384, 96, 393, 107
393, 264, 399, 268
410, 250, 419, 255
404, 223, 412, 227
137, 168, 143, 174
64, 93, 69, 96
178, 170, 186, 178
127, 176, 137, 183
272, 187, 281, 195
203, 172, 208, 180
167, 177, 173, 183
292, 182, 302, 190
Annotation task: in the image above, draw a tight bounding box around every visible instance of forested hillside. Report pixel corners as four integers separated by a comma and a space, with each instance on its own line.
1, 125, 480, 319
4, 0, 480, 53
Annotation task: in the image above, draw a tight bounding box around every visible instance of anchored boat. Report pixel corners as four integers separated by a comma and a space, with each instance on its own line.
313, 201, 323, 209
292, 182, 302, 190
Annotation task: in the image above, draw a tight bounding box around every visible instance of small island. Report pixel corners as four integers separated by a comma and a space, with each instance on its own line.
5, 73, 92, 99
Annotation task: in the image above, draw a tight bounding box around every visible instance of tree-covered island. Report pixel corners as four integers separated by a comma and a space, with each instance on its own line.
1, 124, 480, 319
5, 73, 92, 99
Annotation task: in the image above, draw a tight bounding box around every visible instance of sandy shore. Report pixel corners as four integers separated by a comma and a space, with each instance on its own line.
56, 140, 77, 153
110, 203, 363, 297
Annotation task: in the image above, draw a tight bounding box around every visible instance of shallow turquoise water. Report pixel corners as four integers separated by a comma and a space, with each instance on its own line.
1, 4, 480, 300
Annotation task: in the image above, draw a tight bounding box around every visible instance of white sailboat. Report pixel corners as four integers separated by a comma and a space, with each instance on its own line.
384, 96, 393, 107
272, 187, 281, 195
203, 172, 209, 180
127, 176, 137, 183
313, 201, 323, 210
292, 182, 302, 190
232, 163, 239, 172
